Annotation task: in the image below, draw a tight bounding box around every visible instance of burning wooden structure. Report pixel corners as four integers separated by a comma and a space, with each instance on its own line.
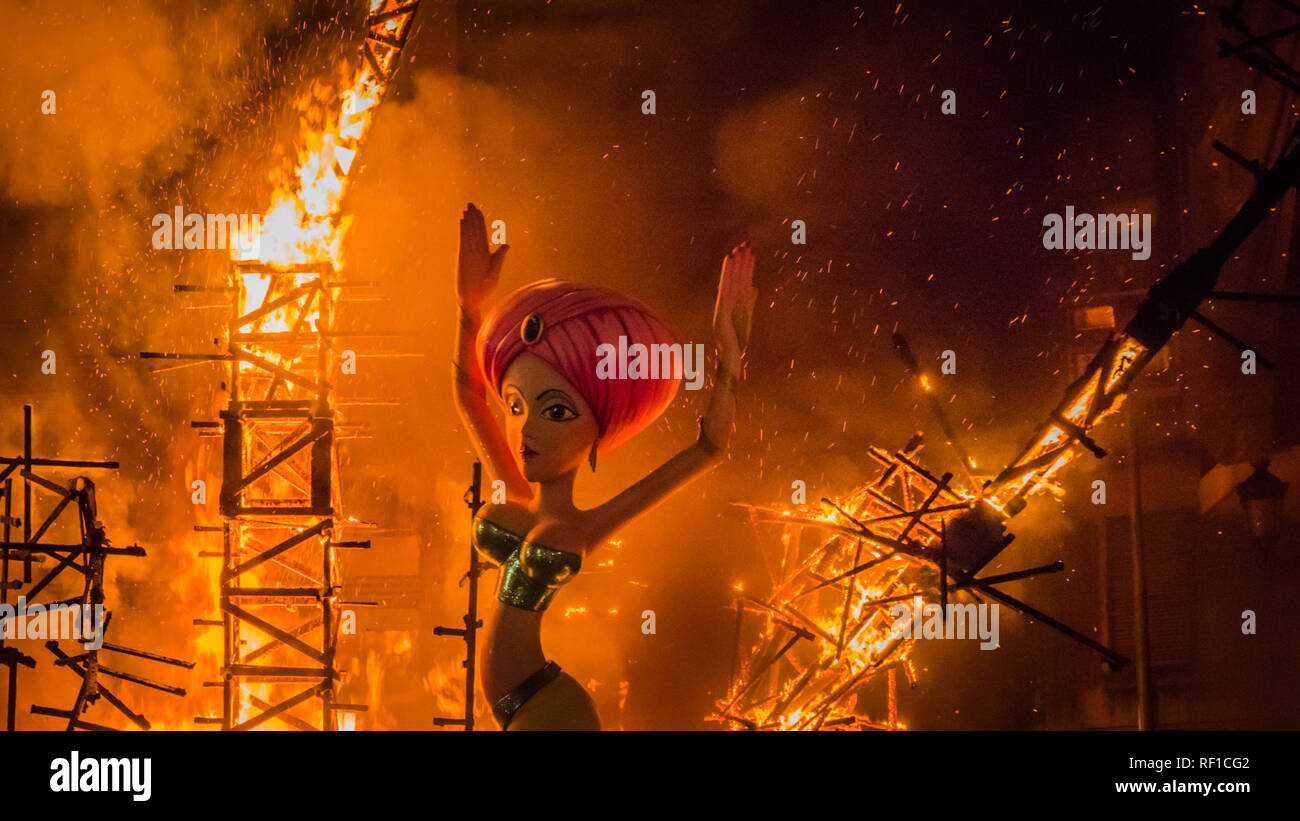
139, 0, 423, 730
1, 405, 189, 731
724, 434, 1111, 730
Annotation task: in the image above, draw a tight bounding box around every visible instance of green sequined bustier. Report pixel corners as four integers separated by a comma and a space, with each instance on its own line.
472, 517, 582, 612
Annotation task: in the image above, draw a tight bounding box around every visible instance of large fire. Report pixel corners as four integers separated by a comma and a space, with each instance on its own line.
183, 0, 423, 731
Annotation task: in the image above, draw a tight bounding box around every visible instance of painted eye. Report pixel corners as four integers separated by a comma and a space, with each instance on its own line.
542, 404, 578, 422
508, 398, 524, 416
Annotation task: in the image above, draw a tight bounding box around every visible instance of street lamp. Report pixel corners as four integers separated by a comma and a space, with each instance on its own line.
1235, 460, 1288, 548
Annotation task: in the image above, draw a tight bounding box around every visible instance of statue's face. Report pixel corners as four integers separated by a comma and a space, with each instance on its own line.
500, 352, 600, 483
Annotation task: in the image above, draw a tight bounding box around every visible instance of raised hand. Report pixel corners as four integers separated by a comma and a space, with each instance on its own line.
457, 203, 509, 316
713, 242, 758, 379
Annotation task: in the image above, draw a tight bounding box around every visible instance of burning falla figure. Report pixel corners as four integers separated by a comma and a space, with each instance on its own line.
452, 203, 757, 730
